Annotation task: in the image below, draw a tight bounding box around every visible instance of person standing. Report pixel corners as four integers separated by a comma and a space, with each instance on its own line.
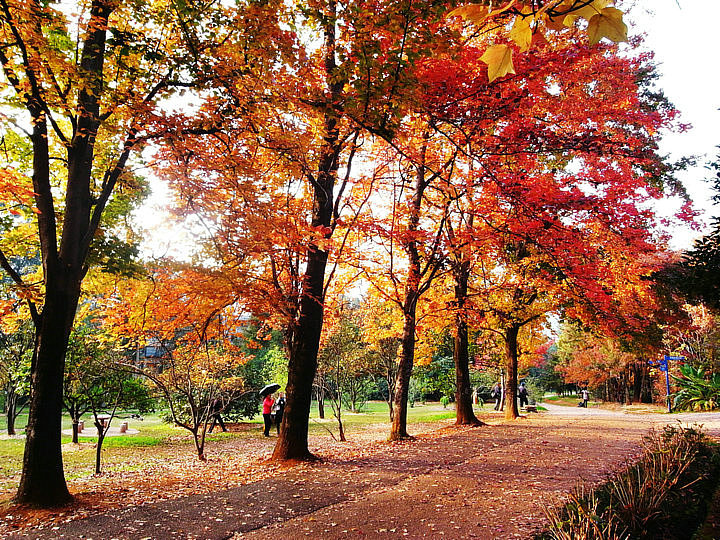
581, 388, 589, 408
274, 393, 286, 434
262, 393, 275, 437
518, 382, 529, 409
491, 383, 502, 411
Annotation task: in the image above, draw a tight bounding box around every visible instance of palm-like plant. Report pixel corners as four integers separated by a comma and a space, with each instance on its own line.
672, 364, 720, 411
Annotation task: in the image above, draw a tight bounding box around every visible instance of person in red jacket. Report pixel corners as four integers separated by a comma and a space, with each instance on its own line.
262, 394, 275, 437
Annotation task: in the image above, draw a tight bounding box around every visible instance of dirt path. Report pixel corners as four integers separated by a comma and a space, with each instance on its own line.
7, 407, 720, 539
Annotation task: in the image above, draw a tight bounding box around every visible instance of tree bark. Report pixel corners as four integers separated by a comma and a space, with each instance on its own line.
390, 306, 417, 440
6, 391, 17, 436
336, 407, 346, 442
316, 385, 326, 419
503, 325, 521, 420
17, 287, 78, 505
272, 0, 341, 461
67, 401, 84, 444
386, 384, 394, 422
453, 260, 481, 426
389, 134, 431, 441
273, 245, 329, 460
499, 370, 505, 412
389, 130, 441, 440
95, 422, 106, 474
380, 339, 399, 422
193, 428, 207, 462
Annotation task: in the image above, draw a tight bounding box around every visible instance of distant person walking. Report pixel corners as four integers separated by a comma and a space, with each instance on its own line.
518, 382, 529, 409
491, 383, 502, 411
581, 388, 589, 408
208, 397, 227, 433
262, 394, 275, 437
274, 393, 286, 434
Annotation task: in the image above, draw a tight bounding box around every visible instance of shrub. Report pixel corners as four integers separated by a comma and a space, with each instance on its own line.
673, 364, 720, 411
540, 424, 720, 540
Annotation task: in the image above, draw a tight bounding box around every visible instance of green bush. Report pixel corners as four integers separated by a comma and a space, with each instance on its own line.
673, 364, 720, 411
540, 425, 720, 540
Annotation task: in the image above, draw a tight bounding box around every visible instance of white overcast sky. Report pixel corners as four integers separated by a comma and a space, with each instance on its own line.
628, 0, 719, 248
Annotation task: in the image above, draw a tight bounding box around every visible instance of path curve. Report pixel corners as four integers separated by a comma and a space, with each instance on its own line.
542, 402, 720, 437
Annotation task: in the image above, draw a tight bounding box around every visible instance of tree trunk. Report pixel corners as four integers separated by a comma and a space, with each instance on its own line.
272, 0, 344, 461
95, 424, 106, 474
16, 289, 77, 505
503, 325, 521, 420
193, 428, 207, 461
453, 261, 481, 426
337, 409, 346, 442
385, 368, 396, 421
274, 257, 326, 460
15, 82, 75, 506
15, 0, 115, 506
631, 362, 642, 403
390, 306, 417, 440
389, 130, 433, 441
500, 370, 505, 412
317, 386, 325, 419
6, 393, 17, 436
68, 403, 81, 444
641, 363, 653, 403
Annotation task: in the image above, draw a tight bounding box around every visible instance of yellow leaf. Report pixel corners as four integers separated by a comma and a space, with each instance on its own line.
578, 0, 611, 18
563, 0, 610, 25
481, 44, 515, 83
587, 7, 628, 44
509, 11, 533, 52
448, 4, 491, 24
449, 1, 516, 25
543, 14, 567, 32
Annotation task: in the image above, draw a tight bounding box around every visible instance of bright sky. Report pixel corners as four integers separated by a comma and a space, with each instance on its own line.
629, 0, 720, 248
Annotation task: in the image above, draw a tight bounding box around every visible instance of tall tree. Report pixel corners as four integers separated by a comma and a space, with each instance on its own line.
0, 0, 214, 505
270, 0, 460, 460
354, 120, 456, 440
157, 0, 460, 456
416, 25, 685, 418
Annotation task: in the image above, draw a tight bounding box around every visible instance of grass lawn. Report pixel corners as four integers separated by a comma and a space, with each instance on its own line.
0, 401, 465, 493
